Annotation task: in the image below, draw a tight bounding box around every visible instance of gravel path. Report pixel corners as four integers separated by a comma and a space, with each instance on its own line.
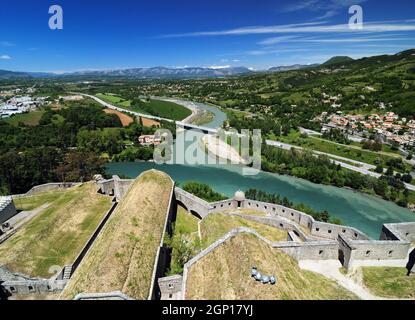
298, 260, 383, 300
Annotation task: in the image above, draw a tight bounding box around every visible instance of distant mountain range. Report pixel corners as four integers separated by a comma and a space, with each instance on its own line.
67, 66, 253, 78
267, 64, 319, 72
0, 66, 255, 80
0, 64, 316, 80
2, 51, 414, 80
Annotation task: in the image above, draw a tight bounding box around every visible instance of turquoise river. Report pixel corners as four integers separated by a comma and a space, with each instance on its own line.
107, 99, 415, 239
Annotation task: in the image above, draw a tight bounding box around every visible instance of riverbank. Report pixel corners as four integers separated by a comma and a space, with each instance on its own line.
202, 134, 247, 165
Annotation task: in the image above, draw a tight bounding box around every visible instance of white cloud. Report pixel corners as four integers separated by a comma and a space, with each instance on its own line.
162, 22, 327, 38
281, 0, 368, 19
245, 48, 309, 56
258, 36, 298, 45
163, 20, 415, 38
259, 34, 415, 45
0, 55, 11, 60
208, 65, 231, 69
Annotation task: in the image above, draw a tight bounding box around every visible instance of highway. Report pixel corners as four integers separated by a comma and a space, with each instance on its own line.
76, 93, 219, 134
77, 92, 415, 191
266, 139, 415, 191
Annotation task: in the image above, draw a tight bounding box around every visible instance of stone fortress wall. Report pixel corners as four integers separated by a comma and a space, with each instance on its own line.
176, 187, 415, 268
1, 175, 414, 300
156, 187, 415, 300
0, 197, 17, 225
95, 180, 414, 271
0, 178, 120, 297
11, 182, 81, 199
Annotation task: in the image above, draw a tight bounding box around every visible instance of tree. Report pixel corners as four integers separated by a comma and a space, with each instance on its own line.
401, 173, 413, 184
375, 165, 384, 174
385, 166, 394, 176
55, 151, 105, 182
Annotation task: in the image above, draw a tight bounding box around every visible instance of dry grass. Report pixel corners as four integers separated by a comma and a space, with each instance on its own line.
230, 209, 267, 217
0, 183, 112, 278
103, 108, 134, 127
362, 267, 415, 299
61, 170, 173, 300
140, 117, 161, 128
200, 213, 287, 248
186, 233, 358, 300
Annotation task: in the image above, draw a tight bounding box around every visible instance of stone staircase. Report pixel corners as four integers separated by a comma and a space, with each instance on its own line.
62, 265, 73, 280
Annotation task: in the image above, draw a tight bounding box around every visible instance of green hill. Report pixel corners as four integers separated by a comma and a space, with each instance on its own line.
322, 56, 354, 66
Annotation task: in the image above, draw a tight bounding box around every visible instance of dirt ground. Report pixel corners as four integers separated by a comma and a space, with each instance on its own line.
140, 117, 161, 128
104, 108, 134, 127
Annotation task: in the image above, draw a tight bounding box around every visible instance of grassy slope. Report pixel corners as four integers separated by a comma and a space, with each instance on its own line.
168, 205, 201, 275
0, 184, 112, 278
362, 267, 415, 299
5, 111, 45, 126
186, 233, 358, 300
61, 170, 173, 300
200, 213, 287, 248
175, 205, 199, 236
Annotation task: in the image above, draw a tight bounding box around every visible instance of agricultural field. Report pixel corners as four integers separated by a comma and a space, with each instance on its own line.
96, 93, 132, 108
103, 108, 134, 127
0, 183, 113, 278
362, 267, 415, 299
140, 117, 161, 128
61, 170, 174, 300
5, 111, 45, 126
95, 93, 191, 121
138, 99, 192, 121
186, 233, 358, 300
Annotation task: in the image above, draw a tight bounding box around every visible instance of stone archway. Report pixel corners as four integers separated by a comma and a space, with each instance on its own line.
190, 210, 203, 220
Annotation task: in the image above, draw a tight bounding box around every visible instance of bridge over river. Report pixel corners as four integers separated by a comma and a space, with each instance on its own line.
76, 93, 219, 134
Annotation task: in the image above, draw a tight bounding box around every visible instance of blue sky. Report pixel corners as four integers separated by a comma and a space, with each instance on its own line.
1, 0, 415, 72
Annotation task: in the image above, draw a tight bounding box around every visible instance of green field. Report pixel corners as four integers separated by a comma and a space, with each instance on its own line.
95, 93, 192, 121
362, 267, 415, 299
5, 111, 45, 126
96, 93, 132, 108
0, 183, 112, 278
138, 99, 192, 121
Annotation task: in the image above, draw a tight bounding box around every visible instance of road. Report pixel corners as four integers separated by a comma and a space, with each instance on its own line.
77, 93, 415, 191
77, 93, 175, 123
76, 93, 219, 134
266, 139, 415, 191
